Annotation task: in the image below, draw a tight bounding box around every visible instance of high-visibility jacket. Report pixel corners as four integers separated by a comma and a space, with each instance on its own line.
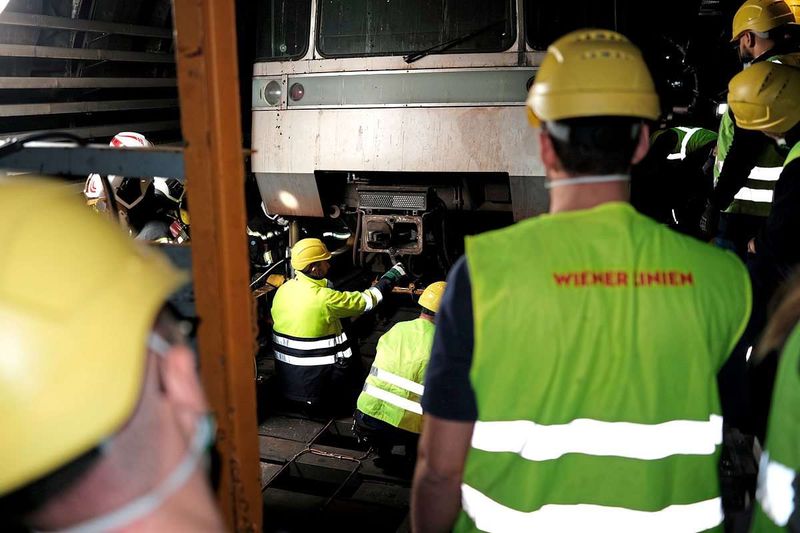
785, 141, 800, 167
356, 318, 434, 433
651, 126, 717, 161
714, 53, 800, 217
459, 202, 751, 532
271, 271, 380, 403
752, 324, 800, 531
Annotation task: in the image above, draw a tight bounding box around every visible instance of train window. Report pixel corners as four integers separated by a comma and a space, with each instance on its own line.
256, 0, 312, 61
317, 0, 515, 58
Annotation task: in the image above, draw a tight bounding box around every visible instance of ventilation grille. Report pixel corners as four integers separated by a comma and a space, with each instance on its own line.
358, 191, 426, 211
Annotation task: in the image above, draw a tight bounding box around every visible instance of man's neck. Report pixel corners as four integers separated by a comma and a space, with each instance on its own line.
547, 171, 630, 214
126, 472, 225, 532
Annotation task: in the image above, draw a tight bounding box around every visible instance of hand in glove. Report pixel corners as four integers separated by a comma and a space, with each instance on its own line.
381, 263, 407, 283
375, 262, 407, 295
698, 202, 720, 241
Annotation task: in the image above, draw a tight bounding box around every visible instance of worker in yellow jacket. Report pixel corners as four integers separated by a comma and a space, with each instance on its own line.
271, 238, 405, 413
353, 282, 446, 467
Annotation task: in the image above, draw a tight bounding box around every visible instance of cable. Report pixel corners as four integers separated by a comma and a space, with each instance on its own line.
249, 258, 286, 289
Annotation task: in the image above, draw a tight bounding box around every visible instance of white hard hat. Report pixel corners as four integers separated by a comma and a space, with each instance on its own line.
84, 132, 154, 209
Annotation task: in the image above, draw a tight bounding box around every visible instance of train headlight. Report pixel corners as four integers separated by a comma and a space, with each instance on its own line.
265, 80, 282, 106
289, 83, 305, 102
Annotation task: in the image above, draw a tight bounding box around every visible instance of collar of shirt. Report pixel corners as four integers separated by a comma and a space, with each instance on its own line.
295, 270, 329, 288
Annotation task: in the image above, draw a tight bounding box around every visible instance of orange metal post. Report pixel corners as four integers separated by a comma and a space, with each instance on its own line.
172, 0, 262, 531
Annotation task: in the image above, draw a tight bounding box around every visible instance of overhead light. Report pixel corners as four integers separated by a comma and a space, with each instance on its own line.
0, 0, 9, 14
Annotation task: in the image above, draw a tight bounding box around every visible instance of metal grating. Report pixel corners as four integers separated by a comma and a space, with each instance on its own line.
358, 191, 426, 211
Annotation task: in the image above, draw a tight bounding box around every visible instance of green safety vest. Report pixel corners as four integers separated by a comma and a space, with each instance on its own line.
459, 202, 751, 532
714, 53, 800, 217
752, 324, 800, 531
651, 126, 717, 161
356, 318, 434, 433
784, 141, 800, 167
271, 271, 379, 402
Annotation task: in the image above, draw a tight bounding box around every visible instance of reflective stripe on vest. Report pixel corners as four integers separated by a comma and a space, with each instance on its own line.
362, 382, 423, 415
272, 331, 352, 367
461, 484, 724, 533
747, 165, 782, 182
667, 127, 701, 161
757, 451, 797, 527
734, 187, 774, 203
471, 414, 723, 461
368, 364, 425, 396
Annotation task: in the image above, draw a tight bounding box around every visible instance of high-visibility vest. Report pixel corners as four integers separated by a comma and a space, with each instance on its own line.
271, 270, 379, 403
356, 318, 434, 433
752, 324, 800, 531
714, 53, 800, 217
651, 126, 717, 161
459, 202, 751, 532
784, 141, 800, 167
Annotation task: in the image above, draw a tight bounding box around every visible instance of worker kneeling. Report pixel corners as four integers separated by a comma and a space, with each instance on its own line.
271, 238, 406, 414
353, 281, 446, 470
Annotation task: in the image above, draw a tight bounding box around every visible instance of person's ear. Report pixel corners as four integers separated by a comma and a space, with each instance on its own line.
160, 344, 207, 432
743, 31, 756, 49
539, 129, 561, 173
631, 123, 650, 165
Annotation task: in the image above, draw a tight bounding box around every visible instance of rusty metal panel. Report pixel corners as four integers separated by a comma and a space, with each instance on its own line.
172, 0, 262, 531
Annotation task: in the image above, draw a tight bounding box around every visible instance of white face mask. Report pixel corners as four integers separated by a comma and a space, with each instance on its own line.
545, 174, 630, 189
39, 414, 216, 533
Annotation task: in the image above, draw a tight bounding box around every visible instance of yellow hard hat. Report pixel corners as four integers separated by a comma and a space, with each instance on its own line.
0, 178, 186, 496
787, 1, 800, 20
291, 238, 331, 270
526, 29, 660, 127
728, 61, 800, 133
731, 0, 795, 41
419, 281, 447, 314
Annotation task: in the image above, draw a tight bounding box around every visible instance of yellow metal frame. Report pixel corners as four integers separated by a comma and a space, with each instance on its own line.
173, 0, 262, 530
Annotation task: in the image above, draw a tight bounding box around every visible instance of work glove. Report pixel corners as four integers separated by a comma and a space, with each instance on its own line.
698, 201, 720, 241
381, 262, 407, 283
375, 262, 407, 295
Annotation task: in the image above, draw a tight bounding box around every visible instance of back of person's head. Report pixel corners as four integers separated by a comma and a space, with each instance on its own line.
525, 29, 660, 175
731, 0, 797, 42
290, 238, 331, 271
0, 178, 187, 524
728, 61, 800, 135
418, 281, 447, 316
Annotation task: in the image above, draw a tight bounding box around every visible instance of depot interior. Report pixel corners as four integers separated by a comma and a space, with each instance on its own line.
0, 0, 761, 531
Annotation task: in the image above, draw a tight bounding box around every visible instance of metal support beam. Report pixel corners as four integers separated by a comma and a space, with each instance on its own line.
6, 120, 181, 140
0, 98, 178, 117
0, 141, 185, 178
0, 77, 177, 89
0, 12, 172, 38
173, 0, 262, 531
0, 44, 175, 63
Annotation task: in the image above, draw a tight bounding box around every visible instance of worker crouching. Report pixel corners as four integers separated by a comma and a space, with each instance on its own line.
353, 281, 446, 472
271, 238, 406, 415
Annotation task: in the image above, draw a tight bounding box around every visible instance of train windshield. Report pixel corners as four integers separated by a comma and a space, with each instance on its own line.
317, 0, 516, 58
256, 0, 313, 60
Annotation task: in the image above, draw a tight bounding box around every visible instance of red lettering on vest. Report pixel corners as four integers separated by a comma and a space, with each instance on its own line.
555, 270, 694, 288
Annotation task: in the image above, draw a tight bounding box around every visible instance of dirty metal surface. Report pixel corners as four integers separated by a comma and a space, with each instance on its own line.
259, 411, 412, 532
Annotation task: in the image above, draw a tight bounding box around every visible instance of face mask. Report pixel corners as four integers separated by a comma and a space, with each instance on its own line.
41, 414, 216, 533
545, 174, 630, 189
